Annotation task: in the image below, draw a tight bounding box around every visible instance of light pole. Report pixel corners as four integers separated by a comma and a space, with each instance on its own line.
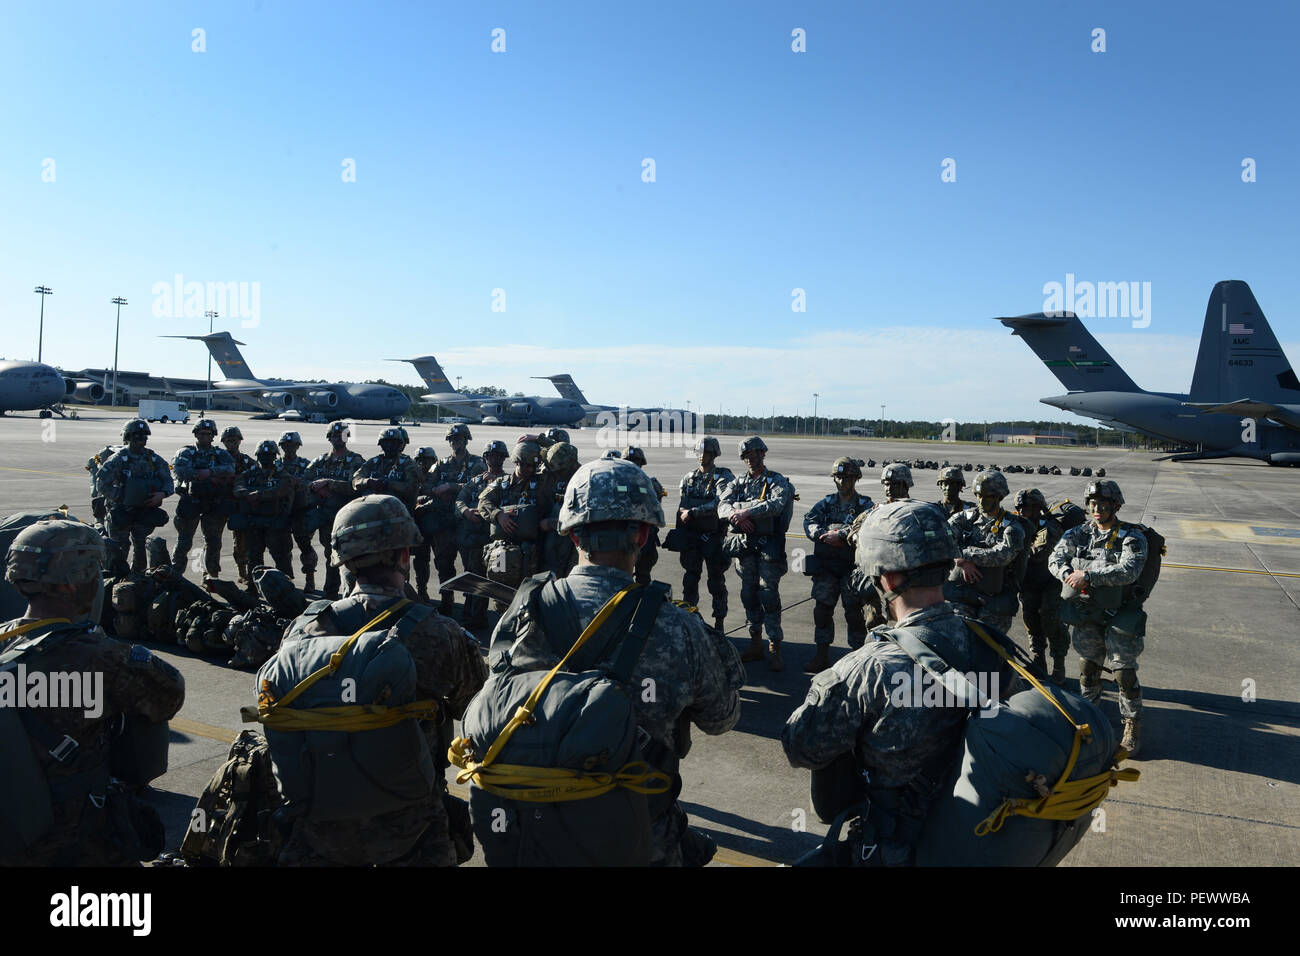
813, 393, 819, 438
880, 404, 885, 440
203, 310, 218, 410
33, 286, 53, 363
111, 297, 128, 407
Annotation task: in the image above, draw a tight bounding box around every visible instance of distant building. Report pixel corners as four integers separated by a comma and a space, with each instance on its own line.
989, 428, 1079, 446
68, 368, 260, 412
843, 425, 873, 437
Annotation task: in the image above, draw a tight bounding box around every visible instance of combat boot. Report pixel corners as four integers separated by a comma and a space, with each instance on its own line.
768, 641, 784, 672
713, 616, 726, 633
439, 591, 456, 616
739, 627, 765, 663
304, 570, 316, 592
803, 645, 831, 674
1050, 655, 1067, 685
1121, 715, 1141, 757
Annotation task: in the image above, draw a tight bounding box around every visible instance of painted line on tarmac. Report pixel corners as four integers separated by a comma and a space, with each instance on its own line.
1164, 562, 1300, 579
1105, 797, 1300, 831
170, 716, 239, 744
0, 465, 86, 478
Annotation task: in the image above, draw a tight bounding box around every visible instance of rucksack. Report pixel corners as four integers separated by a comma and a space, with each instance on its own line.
1121, 522, 1165, 606
245, 598, 440, 823
226, 609, 289, 669
451, 576, 672, 866
180, 730, 284, 866
1051, 499, 1088, 532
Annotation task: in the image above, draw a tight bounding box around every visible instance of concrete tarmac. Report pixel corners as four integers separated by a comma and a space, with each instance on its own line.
1, 409, 1296, 866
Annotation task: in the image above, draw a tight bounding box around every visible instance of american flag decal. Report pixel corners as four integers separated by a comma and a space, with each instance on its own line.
1229, 323, 1253, 335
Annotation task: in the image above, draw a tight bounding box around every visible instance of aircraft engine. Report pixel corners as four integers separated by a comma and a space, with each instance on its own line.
305, 390, 340, 409
69, 381, 105, 402
262, 390, 295, 408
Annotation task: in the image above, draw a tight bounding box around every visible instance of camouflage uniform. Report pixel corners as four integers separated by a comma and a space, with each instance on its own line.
675, 463, 735, 622
98, 447, 175, 573
422, 451, 485, 603
490, 565, 744, 865
222, 431, 257, 583
85, 444, 122, 531
935, 465, 970, 518
352, 453, 422, 516
170, 442, 236, 577
279, 449, 317, 584
478, 470, 543, 593
234, 457, 294, 577
946, 507, 1026, 634
634, 479, 667, 585
455, 469, 502, 626
275, 580, 488, 866
804, 490, 876, 650
1020, 509, 1069, 674
538, 450, 579, 579
1049, 520, 1148, 720
304, 448, 365, 595
717, 467, 792, 647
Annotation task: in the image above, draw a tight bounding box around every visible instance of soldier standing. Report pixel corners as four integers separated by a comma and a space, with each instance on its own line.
1015, 488, 1069, 683
782, 501, 1014, 866
456, 440, 508, 628
352, 427, 422, 516
233, 440, 294, 583
674, 436, 734, 633
718, 436, 792, 672
483, 458, 744, 865
935, 466, 970, 517
1, 520, 185, 866
97, 419, 174, 574
275, 432, 317, 591
411, 446, 441, 603
85, 442, 123, 533
946, 471, 1027, 635
269, 495, 487, 866
803, 457, 874, 673
170, 418, 236, 579
304, 421, 364, 598
221, 426, 256, 585
1049, 479, 1148, 754
423, 424, 485, 614
538, 441, 580, 579
478, 441, 544, 595
623, 446, 667, 584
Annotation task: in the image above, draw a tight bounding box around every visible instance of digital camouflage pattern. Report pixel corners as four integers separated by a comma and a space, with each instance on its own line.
556, 459, 664, 533
0, 618, 185, 866
305, 448, 365, 594
97, 446, 175, 573
804, 491, 876, 649
352, 453, 422, 514
947, 505, 1026, 633
234, 459, 294, 576
880, 463, 913, 490
717, 466, 792, 644
275, 581, 488, 865
854, 500, 958, 577
330, 494, 423, 568
489, 563, 744, 865
676, 462, 736, 620
424, 451, 487, 598
5, 519, 105, 589
171, 443, 236, 577
456, 467, 504, 623
1019, 508, 1069, 666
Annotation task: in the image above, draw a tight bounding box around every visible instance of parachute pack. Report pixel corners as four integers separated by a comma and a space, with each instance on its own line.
180, 730, 283, 867
451, 576, 672, 866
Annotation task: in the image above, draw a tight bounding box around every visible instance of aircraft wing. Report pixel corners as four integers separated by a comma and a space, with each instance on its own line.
174, 382, 330, 397
1183, 399, 1300, 431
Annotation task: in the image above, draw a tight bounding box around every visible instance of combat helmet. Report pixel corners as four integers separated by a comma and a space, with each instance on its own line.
255, 440, 279, 458
122, 419, 150, 440
415, 446, 439, 463
221, 425, 244, 441
880, 462, 913, 489
5, 519, 106, 594
1015, 488, 1048, 513
379, 426, 409, 446
329, 494, 423, 569
446, 423, 472, 443
558, 459, 665, 552
831, 457, 863, 480
543, 427, 570, 445
1084, 479, 1124, 508
855, 500, 959, 603
738, 436, 768, 458
513, 441, 543, 465
937, 465, 965, 487
483, 440, 509, 459
972, 471, 1009, 499
623, 446, 647, 466
695, 436, 721, 456
326, 421, 349, 439
192, 418, 218, 436
546, 442, 579, 472
278, 431, 302, 447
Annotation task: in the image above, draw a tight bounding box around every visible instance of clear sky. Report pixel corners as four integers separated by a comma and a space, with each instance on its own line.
2, 1, 1297, 423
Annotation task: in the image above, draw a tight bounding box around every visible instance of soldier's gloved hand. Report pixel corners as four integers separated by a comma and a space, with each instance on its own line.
310, 479, 330, 496
467, 511, 485, 527
956, 558, 982, 584
678, 508, 692, 525
732, 511, 756, 534
498, 512, 519, 535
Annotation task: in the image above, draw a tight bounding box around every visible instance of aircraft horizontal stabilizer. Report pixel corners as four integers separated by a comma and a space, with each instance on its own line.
1183, 400, 1300, 431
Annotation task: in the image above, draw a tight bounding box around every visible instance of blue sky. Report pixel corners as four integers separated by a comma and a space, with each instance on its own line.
2, 1, 1297, 422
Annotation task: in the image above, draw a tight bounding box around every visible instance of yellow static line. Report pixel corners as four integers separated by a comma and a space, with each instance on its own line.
0, 465, 85, 478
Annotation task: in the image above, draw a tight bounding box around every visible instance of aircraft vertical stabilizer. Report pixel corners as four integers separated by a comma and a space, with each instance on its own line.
536, 374, 591, 405
396, 356, 456, 392
162, 332, 256, 381
1188, 280, 1300, 402
995, 313, 1140, 392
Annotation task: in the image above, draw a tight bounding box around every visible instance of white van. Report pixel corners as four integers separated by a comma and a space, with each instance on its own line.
138, 400, 190, 424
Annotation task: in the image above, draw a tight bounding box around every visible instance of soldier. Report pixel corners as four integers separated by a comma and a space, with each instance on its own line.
352, 427, 422, 516
946, 471, 1027, 635
1015, 488, 1069, 683
1, 520, 185, 865
411, 446, 441, 603
623, 446, 667, 585
478, 441, 544, 595
782, 500, 1014, 865
456, 440, 508, 628
422, 424, 485, 614
170, 418, 236, 579
718, 436, 792, 672
233, 440, 294, 583
487, 458, 744, 865
85, 442, 123, 533
272, 495, 488, 866
803, 457, 875, 673
674, 436, 734, 633
277, 432, 318, 591
221, 426, 256, 585
880, 462, 914, 504
97, 419, 174, 574
1049, 479, 1147, 754
935, 466, 970, 518
538, 441, 580, 578
304, 421, 365, 598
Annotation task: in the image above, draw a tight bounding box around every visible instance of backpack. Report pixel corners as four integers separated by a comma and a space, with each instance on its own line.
451, 576, 672, 866
246, 598, 440, 823
1121, 522, 1165, 606
226, 609, 289, 670
180, 730, 283, 866
1051, 499, 1088, 532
